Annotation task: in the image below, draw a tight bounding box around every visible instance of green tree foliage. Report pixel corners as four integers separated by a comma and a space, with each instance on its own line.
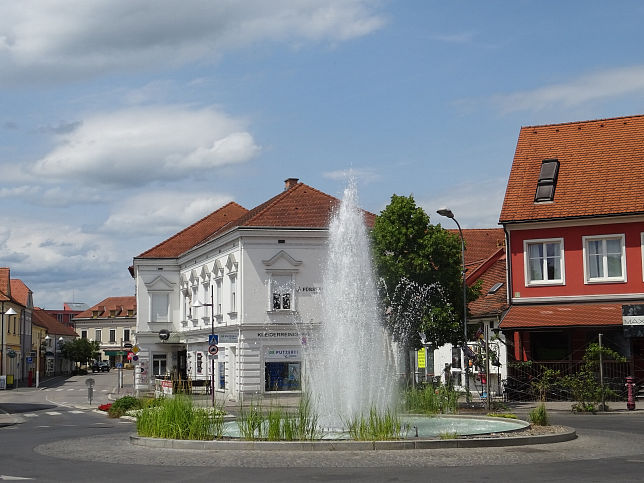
60, 338, 101, 367
371, 194, 480, 348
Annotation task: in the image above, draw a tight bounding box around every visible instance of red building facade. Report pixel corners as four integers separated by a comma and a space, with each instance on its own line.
499, 115, 644, 393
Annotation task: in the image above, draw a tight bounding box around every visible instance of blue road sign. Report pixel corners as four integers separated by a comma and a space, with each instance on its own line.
209, 334, 219, 345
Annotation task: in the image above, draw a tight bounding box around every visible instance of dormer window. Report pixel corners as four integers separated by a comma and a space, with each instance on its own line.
534, 159, 559, 202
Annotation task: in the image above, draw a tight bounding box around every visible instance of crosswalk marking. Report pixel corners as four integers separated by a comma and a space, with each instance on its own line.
45, 412, 62, 416
69, 410, 83, 414
23, 414, 38, 418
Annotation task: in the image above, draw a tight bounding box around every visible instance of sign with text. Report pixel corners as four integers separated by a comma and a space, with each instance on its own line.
266, 348, 300, 360
216, 333, 238, 344
417, 347, 426, 369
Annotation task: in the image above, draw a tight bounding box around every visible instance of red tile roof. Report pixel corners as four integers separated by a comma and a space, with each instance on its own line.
74, 296, 136, 319
9, 279, 31, 307
500, 114, 644, 223
500, 302, 623, 329
204, 181, 374, 245
138, 180, 375, 259
468, 257, 508, 318
32, 307, 78, 337
137, 202, 249, 258
450, 229, 508, 318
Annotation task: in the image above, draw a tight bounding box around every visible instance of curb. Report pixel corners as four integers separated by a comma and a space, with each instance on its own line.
129, 426, 577, 451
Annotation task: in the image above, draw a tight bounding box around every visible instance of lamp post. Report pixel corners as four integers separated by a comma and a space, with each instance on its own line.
1, 305, 18, 378
45, 335, 51, 377
36, 331, 43, 388
437, 207, 469, 393
197, 285, 216, 407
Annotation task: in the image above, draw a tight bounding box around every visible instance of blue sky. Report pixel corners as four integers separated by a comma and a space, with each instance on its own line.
2, 1, 644, 309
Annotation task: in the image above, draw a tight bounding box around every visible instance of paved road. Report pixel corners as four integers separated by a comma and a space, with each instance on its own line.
2, 374, 644, 482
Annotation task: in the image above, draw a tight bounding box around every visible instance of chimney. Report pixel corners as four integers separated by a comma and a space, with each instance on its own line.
284, 178, 299, 190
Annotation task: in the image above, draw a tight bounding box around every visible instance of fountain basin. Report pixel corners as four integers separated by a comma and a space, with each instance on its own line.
219, 414, 528, 440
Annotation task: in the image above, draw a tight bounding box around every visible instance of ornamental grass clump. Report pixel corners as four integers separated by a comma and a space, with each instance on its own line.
346, 407, 408, 441
529, 403, 549, 426
136, 395, 225, 440
404, 384, 459, 414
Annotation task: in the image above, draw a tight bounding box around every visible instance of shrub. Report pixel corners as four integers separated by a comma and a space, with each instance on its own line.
108, 395, 142, 418
529, 403, 549, 426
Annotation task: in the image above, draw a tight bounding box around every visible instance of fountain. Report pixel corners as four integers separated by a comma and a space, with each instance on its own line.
304, 180, 397, 429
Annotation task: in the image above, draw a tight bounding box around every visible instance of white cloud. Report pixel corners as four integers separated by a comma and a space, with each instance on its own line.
0, 217, 120, 277
31, 105, 260, 185
102, 190, 234, 236
0, 1, 386, 83
419, 178, 506, 229
493, 65, 644, 113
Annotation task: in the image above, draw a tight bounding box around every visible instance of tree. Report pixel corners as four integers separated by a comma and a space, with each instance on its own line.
60, 338, 101, 368
372, 194, 480, 349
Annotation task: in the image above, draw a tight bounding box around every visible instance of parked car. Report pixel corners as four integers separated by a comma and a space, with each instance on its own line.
92, 361, 110, 373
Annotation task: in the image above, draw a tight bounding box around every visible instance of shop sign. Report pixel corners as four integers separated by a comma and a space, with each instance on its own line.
622, 304, 644, 325
266, 348, 300, 360
217, 333, 238, 344
296, 286, 321, 294
257, 331, 299, 338
417, 348, 426, 369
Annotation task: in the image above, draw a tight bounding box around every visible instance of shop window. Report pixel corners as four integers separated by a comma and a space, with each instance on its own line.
153, 354, 167, 376
218, 361, 226, 390
265, 362, 301, 391
531, 332, 569, 360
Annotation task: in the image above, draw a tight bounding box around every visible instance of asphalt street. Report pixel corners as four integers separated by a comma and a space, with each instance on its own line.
1, 372, 644, 482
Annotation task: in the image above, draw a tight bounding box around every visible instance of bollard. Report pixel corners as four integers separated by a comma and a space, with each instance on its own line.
626, 376, 635, 411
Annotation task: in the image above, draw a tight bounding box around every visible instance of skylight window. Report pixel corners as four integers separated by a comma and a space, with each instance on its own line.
534, 159, 559, 202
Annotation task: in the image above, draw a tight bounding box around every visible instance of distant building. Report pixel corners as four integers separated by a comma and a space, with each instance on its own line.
72, 297, 136, 367
45, 302, 88, 329
31, 308, 78, 377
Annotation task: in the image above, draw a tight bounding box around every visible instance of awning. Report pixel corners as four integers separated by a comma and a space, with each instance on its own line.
500, 302, 624, 329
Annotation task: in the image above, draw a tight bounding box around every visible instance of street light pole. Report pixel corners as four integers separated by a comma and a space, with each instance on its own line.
197, 285, 216, 407
437, 208, 469, 393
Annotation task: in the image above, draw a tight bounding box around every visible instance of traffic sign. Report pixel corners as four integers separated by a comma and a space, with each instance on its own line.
209, 334, 218, 345
132, 345, 140, 354
208, 344, 219, 355
127, 352, 134, 361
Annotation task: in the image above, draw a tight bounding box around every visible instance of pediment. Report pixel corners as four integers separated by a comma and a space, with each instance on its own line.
226, 254, 238, 273
144, 275, 175, 291
262, 250, 303, 268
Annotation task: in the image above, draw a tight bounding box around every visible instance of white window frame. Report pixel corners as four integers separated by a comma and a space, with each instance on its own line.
229, 274, 237, 314
150, 292, 170, 322
268, 273, 295, 312
95, 329, 102, 342
523, 238, 565, 286
582, 234, 627, 283
215, 278, 223, 317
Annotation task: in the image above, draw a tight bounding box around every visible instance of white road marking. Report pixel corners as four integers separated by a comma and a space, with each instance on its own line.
55, 389, 64, 392
36, 425, 50, 428
0, 475, 34, 480
23, 414, 38, 418
45, 412, 62, 416
69, 410, 84, 414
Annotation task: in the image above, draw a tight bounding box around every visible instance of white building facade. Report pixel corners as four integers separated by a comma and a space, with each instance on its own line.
132, 179, 340, 401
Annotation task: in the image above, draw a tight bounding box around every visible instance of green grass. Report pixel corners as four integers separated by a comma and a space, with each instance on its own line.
404, 384, 459, 414
486, 412, 517, 419
345, 407, 409, 441
108, 395, 142, 418
136, 395, 225, 440
438, 431, 460, 440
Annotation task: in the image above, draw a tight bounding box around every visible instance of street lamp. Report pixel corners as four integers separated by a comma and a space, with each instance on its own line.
196, 285, 216, 407
1, 305, 18, 377
437, 207, 469, 393
45, 335, 51, 377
